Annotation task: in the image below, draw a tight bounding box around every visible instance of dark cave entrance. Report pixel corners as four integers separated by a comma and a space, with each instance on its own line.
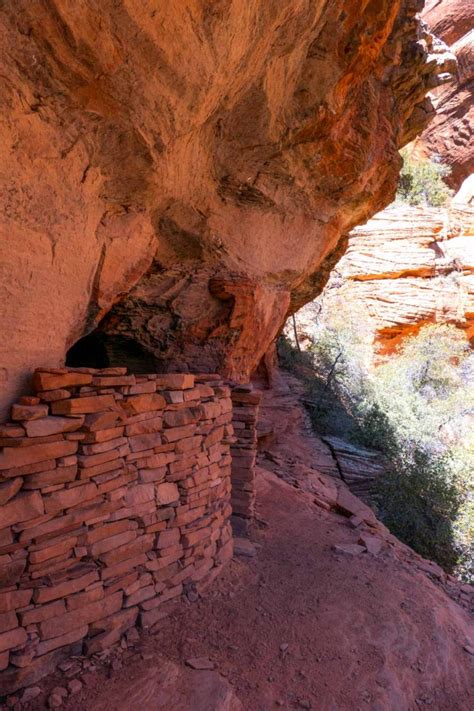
66, 332, 109, 369
66, 331, 158, 374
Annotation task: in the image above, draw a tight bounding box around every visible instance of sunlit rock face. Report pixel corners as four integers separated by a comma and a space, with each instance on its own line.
293, 180, 474, 358
414, 0, 474, 189
0, 0, 453, 417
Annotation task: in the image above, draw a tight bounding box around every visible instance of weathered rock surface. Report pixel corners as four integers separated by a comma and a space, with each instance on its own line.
88, 659, 243, 711
0, 0, 454, 418
414, 0, 473, 188
294, 185, 474, 356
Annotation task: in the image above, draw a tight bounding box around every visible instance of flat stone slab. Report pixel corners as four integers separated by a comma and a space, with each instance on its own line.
333, 543, 365, 556
233, 538, 257, 557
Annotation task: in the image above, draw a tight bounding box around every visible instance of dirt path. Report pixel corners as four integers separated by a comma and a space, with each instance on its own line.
13, 378, 473, 711
42, 465, 472, 711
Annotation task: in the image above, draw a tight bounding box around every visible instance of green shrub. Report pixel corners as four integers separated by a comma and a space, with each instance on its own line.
396, 149, 453, 207
374, 446, 464, 572
281, 309, 473, 580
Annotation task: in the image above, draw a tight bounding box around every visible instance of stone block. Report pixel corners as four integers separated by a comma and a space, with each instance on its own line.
0, 626, 27, 653
90, 530, 137, 557
37, 389, 71, 402
24, 416, 85, 438
33, 371, 93, 391
80, 436, 127, 455
0, 610, 18, 634
36, 625, 88, 657
0, 478, 23, 505
0, 589, 32, 614
156, 528, 180, 549
163, 409, 200, 428
155, 374, 194, 390
51, 395, 116, 416
39, 591, 123, 640
92, 376, 136, 387
11, 404, 49, 422
19, 600, 66, 626
99, 535, 153, 566
156, 482, 179, 505
2, 491, 44, 529
44, 483, 98, 515
23, 465, 77, 489
0, 440, 77, 472
125, 417, 163, 437
128, 432, 162, 453
101, 554, 148, 581
138, 467, 167, 484
33, 571, 99, 604
124, 484, 155, 507
122, 393, 166, 415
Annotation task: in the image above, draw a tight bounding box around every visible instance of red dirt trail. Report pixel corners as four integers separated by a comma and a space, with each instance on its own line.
18, 380, 474, 711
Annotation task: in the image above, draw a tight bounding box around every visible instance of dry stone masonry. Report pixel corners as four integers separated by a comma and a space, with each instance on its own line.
230, 387, 261, 521
0, 368, 235, 695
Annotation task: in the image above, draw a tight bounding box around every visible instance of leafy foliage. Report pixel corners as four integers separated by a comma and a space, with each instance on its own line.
281, 307, 474, 580
396, 149, 453, 207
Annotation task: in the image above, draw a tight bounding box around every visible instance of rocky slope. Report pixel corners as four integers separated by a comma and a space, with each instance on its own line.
0, 0, 455, 418
293, 182, 474, 356
414, 0, 473, 188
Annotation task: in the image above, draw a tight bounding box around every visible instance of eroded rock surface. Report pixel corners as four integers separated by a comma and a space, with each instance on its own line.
0, 0, 454, 418
414, 0, 474, 188
294, 186, 474, 356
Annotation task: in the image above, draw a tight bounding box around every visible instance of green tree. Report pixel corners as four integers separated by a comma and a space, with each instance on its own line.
281, 307, 474, 580
396, 149, 453, 207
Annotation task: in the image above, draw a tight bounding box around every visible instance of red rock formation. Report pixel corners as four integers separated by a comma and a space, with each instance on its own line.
414, 0, 474, 188
288, 179, 474, 353
0, 1, 454, 418
293, 183, 474, 355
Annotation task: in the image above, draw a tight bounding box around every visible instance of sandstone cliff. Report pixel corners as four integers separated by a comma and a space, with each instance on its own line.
293, 182, 474, 356
414, 0, 473, 188
0, 0, 454, 418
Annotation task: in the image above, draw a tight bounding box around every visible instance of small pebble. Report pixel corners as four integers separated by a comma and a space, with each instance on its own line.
67, 679, 83, 695
48, 694, 63, 709
21, 687, 42, 703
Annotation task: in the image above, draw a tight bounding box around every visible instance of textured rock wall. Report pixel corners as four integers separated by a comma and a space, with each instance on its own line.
293, 190, 474, 356
0, 1, 454, 418
0, 368, 234, 694
414, 0, 473, 188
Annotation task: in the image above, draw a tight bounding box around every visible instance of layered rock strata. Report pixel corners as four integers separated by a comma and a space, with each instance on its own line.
0, 1, 455, 418
294, 195, 474, 356
0, 368, 234, 694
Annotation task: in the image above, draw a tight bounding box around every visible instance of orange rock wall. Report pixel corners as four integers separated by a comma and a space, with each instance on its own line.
0, 368, 234, 694
415, 0, 474, 188
0, 1, 454, 418
293, 197, 474, 356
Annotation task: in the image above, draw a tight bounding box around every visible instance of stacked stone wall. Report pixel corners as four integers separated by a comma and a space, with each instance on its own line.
0, 368, 233, 694
230, 386, 261, 520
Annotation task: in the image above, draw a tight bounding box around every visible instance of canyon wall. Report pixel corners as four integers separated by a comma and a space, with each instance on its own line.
293, 184, 474, 356
414, 0, 473, 188
0, 1, 455, 418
